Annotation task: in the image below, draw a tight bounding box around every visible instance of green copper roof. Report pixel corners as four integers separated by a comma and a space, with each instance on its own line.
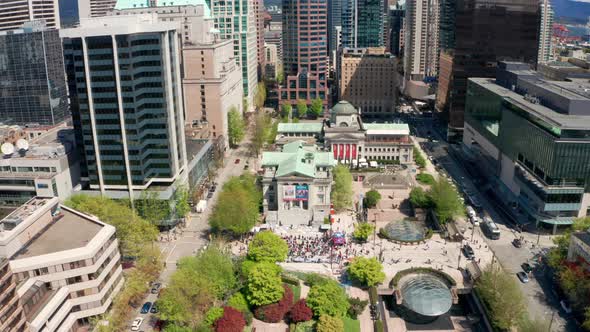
277, 123, 323, 133
115, 0, 211, 17
331, 100, 357, 115
363, 123, 409, 131
262, 141, 334, 178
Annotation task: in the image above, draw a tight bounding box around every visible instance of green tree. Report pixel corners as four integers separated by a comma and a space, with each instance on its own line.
429, 179, 464, 223
209, 174, 260, 235
251, 112, 271, 157
309, 98, 323, 118
306, 279, 350, 317
348, 257, 385, 287
277, 70, 284, 85
352, 223, 374, 243
174, 185, 191, 218
245, 262, 284, 306
254, 84, 267, 111
204, 306, 224, 326
228, 292, 250, 313
228, 106, 246, 147
296, 99, 308, 118
281, 104, 292, 120
248, 231, 289, 262
413, 146, 426, 168
409, 187, 432, 208
135, 190, 171, 224
363, 189, 381, 208
267, 120, 279, 144
316, 316, 344, 332
476, 266, 527, 330
243, 97, 249, 114
332, 165, 353, 211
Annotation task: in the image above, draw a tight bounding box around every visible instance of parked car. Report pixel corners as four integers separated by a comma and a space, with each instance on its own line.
150, 303, 158, 314
462, 244, 475, 260
470, 215, 481, 226
466, 205, 476, 219
151, 282, 161, 294
516, 272, 529, 283
521, 262, 533, 274
131, 317, 144, 331
140, 302, 152, 314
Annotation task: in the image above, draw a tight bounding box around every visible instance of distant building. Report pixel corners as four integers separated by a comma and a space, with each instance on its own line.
0, 0, 60, 31
264, 21, 282, 64
253, 0, 265, 78
265, 43, 279, 79
388, 3, 404, 57
342, 0, 385, 48
0, 22, 69, 126
61, 0, 118, 26
261, 141, 334, 226
338, 47, 398, 118
403, 0, 439, 99
436, 0, 540, 142
0, 197, 123, 332
0, 125, 81, 206
280, 0, 328, 107
463, 62, 590, 233
61, 15, 187, 200
328, 0, 347, 62
538, 0, 554, 64
568, 232, 590, 271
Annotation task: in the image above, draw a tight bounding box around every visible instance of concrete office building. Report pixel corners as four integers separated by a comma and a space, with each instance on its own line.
281, 0, 328, 107
264, 21, 282, 63
463, 62, 590, 232
61, 15, 187, 200
261, 141, 334, 226
403, 0, 439, 99
60, 0, 118, 26
341, 0, 385, 48
207, 0, 259, 101
0, 125, 81, 207
253, 0, 265, 77
182, 40, 244, 147
110, 0, 215, 45
388, 3, 404, 57
0, 258, 26, 332
538, 0, 554, 64
0, 197, 123, 332
436, 0, 539, 142
0, 22, 69, 126
0, 0, 60, 31
265, 43, 279, 79
338, 47, 398, 117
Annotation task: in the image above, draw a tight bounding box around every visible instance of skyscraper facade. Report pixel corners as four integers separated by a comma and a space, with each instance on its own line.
207, 0, 259, 101
0, 0, 60, 31
61, 15, 187, 199
280, 0, 328, 107
435, 0, 539, 142
328, 0, 347, 57
388, 3, 404, 57
0, 22, 69, 126
538, 0, 554, 64
341, 0, 385, 48
254, 0, 265, 77
403, 0, 439, 80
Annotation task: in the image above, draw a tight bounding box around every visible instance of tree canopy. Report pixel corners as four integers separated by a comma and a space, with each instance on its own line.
254, 84, 267, 111
247, 231, 289, 263
296, 99, 308, 118
352, 223, 374, 243
347, 257, 385, 287
209, 174, 261, 235
429, 179, 464, 223
306, 279, 350, 317
413, 146, 426, 168
135, 190, 171, 224
228, 106, 246, 147
363, 189, 381, 208
251, 112, 272, 157
281, 104, 292, 121
245, 262, 284, 306
332, 165, 353, 211
174, 185, 191, 218
409, 187, 432, 208
309, 98, 323, 118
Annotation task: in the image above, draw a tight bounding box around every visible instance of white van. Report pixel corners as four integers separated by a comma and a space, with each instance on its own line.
466, 205, 476, 219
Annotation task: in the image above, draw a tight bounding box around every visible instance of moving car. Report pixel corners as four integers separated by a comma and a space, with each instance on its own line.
516, 271, 529, 283
521, 263, 533, 274
151, 282, 161, 294
462, 244, 475, 260
140, 302, 152, 314
482, 218, 501, 240
131, 317, 144, 331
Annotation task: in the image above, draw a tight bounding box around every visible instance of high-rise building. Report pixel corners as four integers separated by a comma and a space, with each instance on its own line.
388, 3, 405, 57
338, 47, 398, 117
61, 15, 187, 200
0, 22, 69, 126
328, 0, 347, 60
264, 21, 282, 63
0, 258, 25, 332
60, 0, 118, 27
253, 0, 265, 78
0, 0, 60, 31
538, 0, 554, 64
435, 0, 539, 142
342, 0, 385, 48
265, 43, 279, 79
403, 0, 439, 98
207, 0, 259, 102
280, 0, 328, 107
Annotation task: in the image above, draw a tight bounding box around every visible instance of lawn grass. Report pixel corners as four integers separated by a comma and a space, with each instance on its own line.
342, 317, 360, 332
416, 172, 435, 185
288, 283, 301, 301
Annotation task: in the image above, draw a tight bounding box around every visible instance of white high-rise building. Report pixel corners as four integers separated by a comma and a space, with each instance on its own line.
79, 0, 118, 18
403, 0, 439, 98
0, 0, 60, 31
538, 0, 554, 64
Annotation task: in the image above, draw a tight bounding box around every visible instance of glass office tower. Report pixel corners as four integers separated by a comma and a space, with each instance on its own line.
61, 16, 186, 199
341, 0, 384, 48
0, 22, 69, 126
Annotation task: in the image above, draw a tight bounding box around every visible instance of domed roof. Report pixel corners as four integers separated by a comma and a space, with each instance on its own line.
331, 101, 357, 115
400, 274, 452, 316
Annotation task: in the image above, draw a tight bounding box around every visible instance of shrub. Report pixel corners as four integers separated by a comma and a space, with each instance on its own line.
246, 262, 284, 306
248, 231, 289, 263
306, 279, 349, 317
304, 273, 330, 287
363, 189, 381, 208
409, 187, 432, 208
254, 284, 293, 323
374, 320, 384, 332
290, 299, 313, 323
204, 306, 224, 326
227, 292, 249, 313
316, 316, 344, 332
352, 223, 374, 243
413, 146, 426, 168
348, 257, 386, 287
294, 320, 316, 332
347, 297, 368, 319
282, 274, 300, 286
214, 307, 246, 332
416, 173, 435, 185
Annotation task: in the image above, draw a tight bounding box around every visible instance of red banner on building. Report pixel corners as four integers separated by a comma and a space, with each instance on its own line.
352, 144, 357, 159
345, 144, 350, 159
333, 144, 338, 158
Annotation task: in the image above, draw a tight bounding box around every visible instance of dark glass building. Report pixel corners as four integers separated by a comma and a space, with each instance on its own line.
388, 3, 404, 57
61, 16, 187, 200
435, 0, 540, 142
464, 62, 590, 232
341, 0, 384, 48
0, 22, 69, 126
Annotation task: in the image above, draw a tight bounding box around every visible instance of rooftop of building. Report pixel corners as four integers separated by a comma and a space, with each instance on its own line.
262, 141, 334, 178
114, 0, 211, 16
573, 231, 590, 246
0, 125, 74, 161
342, 47, 394, 58
13, 208, 103, 259
277, 123, 323, 133
60, 14, 178, 38
331, 100, 357, 115
363, 123, 410, 135
470, 77, 590, 130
